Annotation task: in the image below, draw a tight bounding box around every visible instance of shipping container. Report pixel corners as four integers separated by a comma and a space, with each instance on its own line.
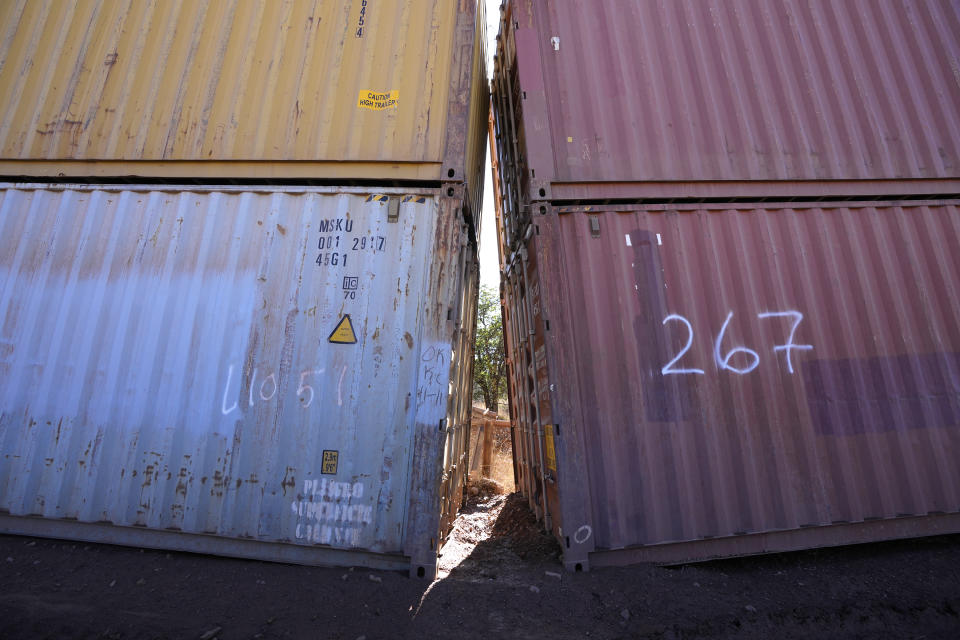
491, 0, 960, 569
491, 0, 960, 247
0, 0, 489, 212
502, 200, 960, 569
0, 183, 479, 578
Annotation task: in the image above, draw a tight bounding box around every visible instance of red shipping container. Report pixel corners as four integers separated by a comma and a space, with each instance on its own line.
503, 199, 960, 568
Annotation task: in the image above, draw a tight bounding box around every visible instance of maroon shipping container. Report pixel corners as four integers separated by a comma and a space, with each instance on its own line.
492, 0, 960, 208
503, 200, 960, 569
492, 0, 960, 568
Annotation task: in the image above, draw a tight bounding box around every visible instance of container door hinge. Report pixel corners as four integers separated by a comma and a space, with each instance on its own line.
387, 197, 400, 223
438, 418, 447, 432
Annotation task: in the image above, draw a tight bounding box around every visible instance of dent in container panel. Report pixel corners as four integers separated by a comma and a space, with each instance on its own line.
504, 200, 960, 568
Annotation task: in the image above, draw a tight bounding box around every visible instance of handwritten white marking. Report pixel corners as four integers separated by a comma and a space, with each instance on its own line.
714, 312, 760, 374
223, 365, 350, 414
574, 525, 593, 544
249, 368, 258, 407
758, 310, 814, 374
659, 309, 813, 377
221, 365, 239, 415
661, 314, 705, 375
625, 234, 632, 246
297, 369, 325, 408
416, 345, 448, 408
259, 373, 277, 401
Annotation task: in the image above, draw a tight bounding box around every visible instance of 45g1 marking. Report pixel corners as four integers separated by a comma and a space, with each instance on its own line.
316, 252, 347, 267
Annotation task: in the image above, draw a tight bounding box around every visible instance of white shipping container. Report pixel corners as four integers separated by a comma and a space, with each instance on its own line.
0, 184, 478, 577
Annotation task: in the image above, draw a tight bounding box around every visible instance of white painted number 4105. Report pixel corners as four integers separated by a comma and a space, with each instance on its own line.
661, 310, 813, 376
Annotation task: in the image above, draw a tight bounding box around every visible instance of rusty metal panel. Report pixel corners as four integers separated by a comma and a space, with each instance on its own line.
494, 0, 960, 201
0, 183, 474, 574
504, 200, 960, 567
0, 0, 488, 189
438, 248, 479, 541
401, 191, 478, 576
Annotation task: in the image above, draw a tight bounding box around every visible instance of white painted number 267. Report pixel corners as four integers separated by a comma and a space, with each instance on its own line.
661, 310, 813, 376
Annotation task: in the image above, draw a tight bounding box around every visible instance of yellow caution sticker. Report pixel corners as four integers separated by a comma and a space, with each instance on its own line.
545, 424, 557, 471
322, 450, 339, 474
328, 314, 357, 344
357, 90, 398, 110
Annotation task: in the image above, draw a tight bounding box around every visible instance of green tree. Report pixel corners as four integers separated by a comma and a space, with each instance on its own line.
473, 285, 506, 412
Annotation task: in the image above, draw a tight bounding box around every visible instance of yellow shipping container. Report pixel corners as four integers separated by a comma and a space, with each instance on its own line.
0, 0, 487, 192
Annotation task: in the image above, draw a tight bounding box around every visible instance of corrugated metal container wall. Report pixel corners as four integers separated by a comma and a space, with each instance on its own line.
492, 0, 960, 568
0, 183, 478, 577
0, 0, 488, 191
505, 200, 960, 569
493, 0, 960, 206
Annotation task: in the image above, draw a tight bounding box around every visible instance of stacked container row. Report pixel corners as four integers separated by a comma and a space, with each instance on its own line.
0, 0, 489, 578
491, 0, 960, 569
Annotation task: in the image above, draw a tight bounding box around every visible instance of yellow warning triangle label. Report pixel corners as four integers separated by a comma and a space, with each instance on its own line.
328, 315, 357, 344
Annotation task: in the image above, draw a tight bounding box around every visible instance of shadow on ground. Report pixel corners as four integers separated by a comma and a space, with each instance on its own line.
1, 493, 959, 639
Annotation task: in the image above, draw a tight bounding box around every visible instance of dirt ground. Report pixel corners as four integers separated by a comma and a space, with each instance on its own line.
1, 487, 959, 639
